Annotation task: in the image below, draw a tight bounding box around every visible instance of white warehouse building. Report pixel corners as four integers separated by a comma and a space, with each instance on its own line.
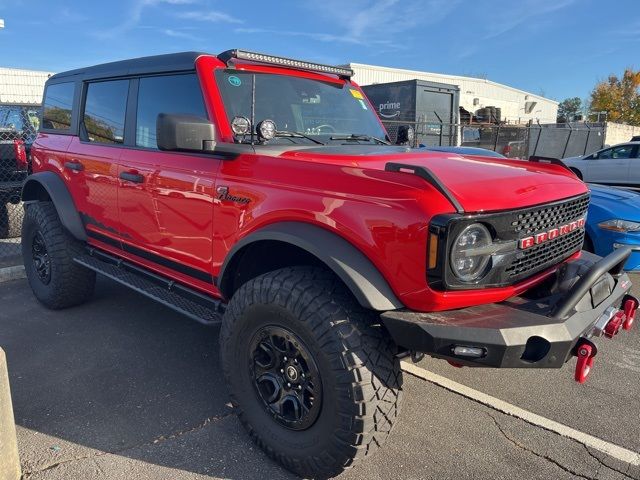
0, 67, 52, 105
346, 63, 559, 124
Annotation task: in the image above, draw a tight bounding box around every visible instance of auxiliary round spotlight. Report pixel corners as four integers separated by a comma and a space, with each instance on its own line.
231, 116, 251, 136
257, 119, 277, 141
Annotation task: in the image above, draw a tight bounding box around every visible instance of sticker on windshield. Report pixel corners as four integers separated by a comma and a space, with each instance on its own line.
358, 99, 368, 110
350, 89, 364, 99
228, 75, 242, 87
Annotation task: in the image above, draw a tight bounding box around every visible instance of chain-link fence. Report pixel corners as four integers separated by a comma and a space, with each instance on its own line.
381, 120, 606, 160
0, 105, 39, 267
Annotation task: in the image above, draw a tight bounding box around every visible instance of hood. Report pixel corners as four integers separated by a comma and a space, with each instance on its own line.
588, 183, 640, 203
281, 146, 587, 213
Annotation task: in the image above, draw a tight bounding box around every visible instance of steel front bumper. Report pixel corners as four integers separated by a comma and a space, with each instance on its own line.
381, 248, 637, 370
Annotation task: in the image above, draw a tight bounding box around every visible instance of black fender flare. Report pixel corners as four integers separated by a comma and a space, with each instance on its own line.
21, 172, 87, 241
219, 222, 404, 311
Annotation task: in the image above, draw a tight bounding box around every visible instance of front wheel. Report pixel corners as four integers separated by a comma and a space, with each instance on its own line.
22, 201, 96, 309
220, 267, 403, 478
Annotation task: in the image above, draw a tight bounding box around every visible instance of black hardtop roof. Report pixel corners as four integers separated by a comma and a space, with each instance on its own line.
48, 51, 209, 82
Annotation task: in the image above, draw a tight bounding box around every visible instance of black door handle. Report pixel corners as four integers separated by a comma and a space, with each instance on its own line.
119, 172, 144, 183
64, 161, 84, 172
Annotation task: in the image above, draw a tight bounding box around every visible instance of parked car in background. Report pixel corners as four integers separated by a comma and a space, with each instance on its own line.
562, 142, 640, 186
420, 145, 507, 158
0, 104, 40, 238
585, 183, 640, 270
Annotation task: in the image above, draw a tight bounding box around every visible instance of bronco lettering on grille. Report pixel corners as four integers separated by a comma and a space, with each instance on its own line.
519, 218, 585, 250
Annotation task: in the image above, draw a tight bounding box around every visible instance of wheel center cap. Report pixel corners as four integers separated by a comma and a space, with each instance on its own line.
285, 365, 298, 381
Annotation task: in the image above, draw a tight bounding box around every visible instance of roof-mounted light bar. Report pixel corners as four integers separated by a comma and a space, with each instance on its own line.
218, 49, 354, 79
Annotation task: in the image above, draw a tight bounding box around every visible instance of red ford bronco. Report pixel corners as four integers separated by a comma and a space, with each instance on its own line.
22, 50, 637, 478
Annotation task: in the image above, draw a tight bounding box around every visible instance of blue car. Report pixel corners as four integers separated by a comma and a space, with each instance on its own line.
585, 184, 640, 270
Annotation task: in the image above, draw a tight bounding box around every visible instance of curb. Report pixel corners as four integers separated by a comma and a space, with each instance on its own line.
0, 348, 21, 480
0, 265, 25, 284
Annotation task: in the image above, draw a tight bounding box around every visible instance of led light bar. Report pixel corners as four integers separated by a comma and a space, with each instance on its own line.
218, 49, 354, 78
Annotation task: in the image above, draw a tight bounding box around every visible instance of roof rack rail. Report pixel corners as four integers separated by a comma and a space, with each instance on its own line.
385, 162, 464, 213
217, 49, 354, 79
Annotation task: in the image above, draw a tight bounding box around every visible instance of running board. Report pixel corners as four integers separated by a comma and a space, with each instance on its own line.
74, 249, 224, 326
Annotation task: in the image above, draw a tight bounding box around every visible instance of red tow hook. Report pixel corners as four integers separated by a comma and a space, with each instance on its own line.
604, 311, 625, 338
574, 339, 597, 384
623, 298, 638, 331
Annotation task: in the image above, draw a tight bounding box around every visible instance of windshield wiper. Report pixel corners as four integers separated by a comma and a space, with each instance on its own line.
329, 134, 390, 145
275, 131, 325, 145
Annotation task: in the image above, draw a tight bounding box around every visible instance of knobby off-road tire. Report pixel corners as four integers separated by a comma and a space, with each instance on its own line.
22, 201, 96, 309
0, 201, 23, 239
220, 267, 404, 479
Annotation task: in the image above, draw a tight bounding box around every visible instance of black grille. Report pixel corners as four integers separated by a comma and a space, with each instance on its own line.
511, 195, 590, 235
506, 229, 585, 277
506, 194, 590, 279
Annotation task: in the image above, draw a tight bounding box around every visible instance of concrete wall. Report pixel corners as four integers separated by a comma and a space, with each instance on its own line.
604, 122, 640, 146
347, 63, 559, 124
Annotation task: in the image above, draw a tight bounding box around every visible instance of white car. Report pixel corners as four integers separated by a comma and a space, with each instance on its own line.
562, 142, 640, 186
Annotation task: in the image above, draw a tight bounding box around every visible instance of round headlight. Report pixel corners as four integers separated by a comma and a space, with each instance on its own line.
450, 223, 492, 282
257, 119, 277, 141
231, 116, 251, 136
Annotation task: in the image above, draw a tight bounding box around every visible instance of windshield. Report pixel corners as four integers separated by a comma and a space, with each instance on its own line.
214, 70, 387, 144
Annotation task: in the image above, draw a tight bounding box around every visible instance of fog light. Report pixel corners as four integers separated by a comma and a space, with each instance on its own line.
452, 345, 485, 358
231, 115, 251, 135
257, 119, 277, 141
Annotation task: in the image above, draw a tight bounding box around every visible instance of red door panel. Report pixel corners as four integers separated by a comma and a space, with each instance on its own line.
65, 137, 122, 242
117, 149, 220, 281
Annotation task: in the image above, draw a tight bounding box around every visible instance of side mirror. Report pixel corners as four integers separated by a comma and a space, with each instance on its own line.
396, 125, 415, 145
157, 114, 216, 152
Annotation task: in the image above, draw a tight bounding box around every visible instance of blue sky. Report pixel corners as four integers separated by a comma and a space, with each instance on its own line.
0, 0, 638, 102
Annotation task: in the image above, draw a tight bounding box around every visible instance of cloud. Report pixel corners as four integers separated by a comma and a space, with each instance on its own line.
94, 0, 203, 38
234, 27, 389, 46
177, 10, 243, 24
162, 28, 201, 41
481, 0, 577, 39
236, 0, 458, 52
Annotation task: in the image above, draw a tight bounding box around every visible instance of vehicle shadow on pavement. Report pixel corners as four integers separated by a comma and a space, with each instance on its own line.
1, 277, 297, 479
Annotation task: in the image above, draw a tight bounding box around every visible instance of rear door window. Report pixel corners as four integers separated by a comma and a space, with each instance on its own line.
135, 74, 206, 149
83, 80, 129, 144
42, 82, 75, 131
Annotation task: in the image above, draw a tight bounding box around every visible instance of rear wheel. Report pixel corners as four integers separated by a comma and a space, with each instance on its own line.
22, 201, 96, 309
220, 267, 403, 478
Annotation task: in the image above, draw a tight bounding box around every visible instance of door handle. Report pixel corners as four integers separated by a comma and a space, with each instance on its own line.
64, 161, 84, 172
119, 171, 144, 183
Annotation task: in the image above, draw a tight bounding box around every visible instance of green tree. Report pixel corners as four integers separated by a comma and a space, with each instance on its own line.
557, 97, 583, 122
590, 69, 640, 125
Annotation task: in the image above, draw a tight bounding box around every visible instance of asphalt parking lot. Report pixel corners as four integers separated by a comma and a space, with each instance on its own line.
1, 274, 639, 480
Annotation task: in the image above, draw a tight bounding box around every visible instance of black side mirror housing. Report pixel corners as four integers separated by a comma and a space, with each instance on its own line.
157, 114, 216, 152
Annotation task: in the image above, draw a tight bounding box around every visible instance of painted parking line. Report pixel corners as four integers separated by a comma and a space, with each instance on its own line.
401, 361, 640, 466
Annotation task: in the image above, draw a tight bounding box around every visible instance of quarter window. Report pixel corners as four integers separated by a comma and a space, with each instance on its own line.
42, 82, 75, 131
83, 80, 129, 144
135, 74, 206, 149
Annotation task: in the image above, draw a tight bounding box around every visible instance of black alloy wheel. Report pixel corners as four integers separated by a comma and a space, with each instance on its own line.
31, 231, 51, 284
249, 325, 322, 430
